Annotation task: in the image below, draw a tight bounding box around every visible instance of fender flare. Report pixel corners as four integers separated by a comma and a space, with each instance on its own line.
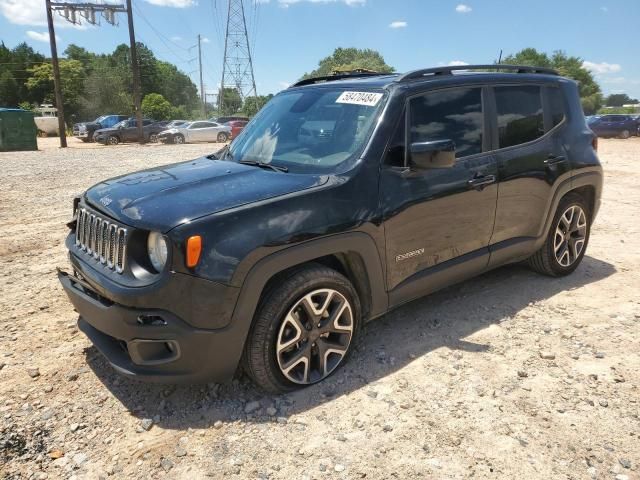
219, 232, 388, 376
534, 168, 603, 250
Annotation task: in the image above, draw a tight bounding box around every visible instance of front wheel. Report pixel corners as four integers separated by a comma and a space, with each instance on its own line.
217, 132, 229, 143
242, 264, 360, 393
527, 193, 591, 276
148, 133, 158, 143
107, 135, 119, 145
174, 134, 185, 144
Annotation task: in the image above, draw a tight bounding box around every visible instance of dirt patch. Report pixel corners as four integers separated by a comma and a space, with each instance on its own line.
1, 138, 639, 479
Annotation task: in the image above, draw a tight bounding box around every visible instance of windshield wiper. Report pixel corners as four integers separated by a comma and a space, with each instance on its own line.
207, 144, 232, 160
239, 160, 288, 173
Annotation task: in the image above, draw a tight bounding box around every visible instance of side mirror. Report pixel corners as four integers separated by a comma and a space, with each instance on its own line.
410, 140, 456, 169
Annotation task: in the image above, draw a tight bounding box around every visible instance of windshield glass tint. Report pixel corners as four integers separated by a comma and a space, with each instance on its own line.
228, 88, 385, 173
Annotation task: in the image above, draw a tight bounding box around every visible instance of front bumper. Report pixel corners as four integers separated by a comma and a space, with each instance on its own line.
74, 131, 89, 138
58, 259, 245, 384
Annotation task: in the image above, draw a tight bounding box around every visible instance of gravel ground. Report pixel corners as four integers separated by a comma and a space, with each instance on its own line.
1, 136, 639, 480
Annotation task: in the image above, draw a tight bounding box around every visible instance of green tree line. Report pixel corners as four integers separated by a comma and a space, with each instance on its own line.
0, 41, 272, 122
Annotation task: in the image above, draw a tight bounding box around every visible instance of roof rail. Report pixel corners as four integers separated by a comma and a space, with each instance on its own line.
290, 71, 389, 88
396, 64, 559, 82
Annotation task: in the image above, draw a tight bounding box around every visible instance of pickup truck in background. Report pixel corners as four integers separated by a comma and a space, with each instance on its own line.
73, 115, 128, 142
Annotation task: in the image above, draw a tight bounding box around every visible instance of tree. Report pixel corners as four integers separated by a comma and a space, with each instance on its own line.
0, 70, 19, 106
303, 47, 394, 79
605, 93, 639, 107
80, 67, 131, 119
26, 59, 86, 120
241, 94, 273, 117
219, 88, 243, 115
141, 93, 172, 120
502, 48, 603, 114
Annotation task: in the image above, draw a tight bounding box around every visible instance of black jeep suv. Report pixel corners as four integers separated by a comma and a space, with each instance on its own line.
59, 65, 602, 392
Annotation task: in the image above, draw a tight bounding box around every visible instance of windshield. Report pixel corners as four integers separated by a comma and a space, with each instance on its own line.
95, 115, 107, 123
227, 88, 386, 173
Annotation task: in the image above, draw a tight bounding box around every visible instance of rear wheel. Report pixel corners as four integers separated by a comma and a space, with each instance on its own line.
107, 135, 119, 145
620, 129, 630, 139
217, 132, 229, 143
174, 134, 185, 144
149, 133, 158, 143
527, 193, 590, 276
242, 264, 360, 393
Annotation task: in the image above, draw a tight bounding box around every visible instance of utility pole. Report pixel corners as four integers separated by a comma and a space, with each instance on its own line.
218, 0, 257, 114
45, 0, 67, 148
48, 2, 127, 145
125, 0, 144, 144
198, 34, 206, 118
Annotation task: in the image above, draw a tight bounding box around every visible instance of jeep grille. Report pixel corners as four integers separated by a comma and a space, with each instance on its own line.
75, 206, 127, 273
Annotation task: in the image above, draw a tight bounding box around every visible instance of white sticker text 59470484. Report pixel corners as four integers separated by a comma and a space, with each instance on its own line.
335, 91, 383, 107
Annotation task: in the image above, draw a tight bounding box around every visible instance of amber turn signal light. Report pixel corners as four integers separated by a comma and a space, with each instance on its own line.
186, 235, 202, 268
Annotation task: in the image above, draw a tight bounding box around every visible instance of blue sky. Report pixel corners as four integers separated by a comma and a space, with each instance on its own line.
1, 0, 639, 99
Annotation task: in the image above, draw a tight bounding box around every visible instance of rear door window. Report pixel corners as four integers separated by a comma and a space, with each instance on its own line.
409, 87, 484, 158
495, 85, 544, 148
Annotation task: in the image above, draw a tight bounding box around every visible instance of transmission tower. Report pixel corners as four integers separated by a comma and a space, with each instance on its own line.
218, 0, 257, 114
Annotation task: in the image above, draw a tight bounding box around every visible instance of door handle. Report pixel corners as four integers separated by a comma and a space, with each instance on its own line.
467, 174, 496, 190
544, 154, 567, 166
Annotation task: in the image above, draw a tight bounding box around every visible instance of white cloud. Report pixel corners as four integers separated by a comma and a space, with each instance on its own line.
600, 6, 608, 12
201, 37, 210, 43
582, 61, 621, 74
143, 0, 195, 7
0, 0, 90, 29
279, 81, 291, 89
26, 30, 59, 43
448, 60, 469, 66
389, 21, 407, 28
455, 4, 472, 13
277, 0, 365, 6
170, 35, 183, 42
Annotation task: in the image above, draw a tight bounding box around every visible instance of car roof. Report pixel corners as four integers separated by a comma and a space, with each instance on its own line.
287, 65, 564, 93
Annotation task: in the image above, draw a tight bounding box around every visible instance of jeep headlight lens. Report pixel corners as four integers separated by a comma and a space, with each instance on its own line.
147, 232, 168, 272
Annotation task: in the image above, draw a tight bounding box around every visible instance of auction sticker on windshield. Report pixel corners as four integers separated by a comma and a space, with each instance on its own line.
336, 91, 383, 107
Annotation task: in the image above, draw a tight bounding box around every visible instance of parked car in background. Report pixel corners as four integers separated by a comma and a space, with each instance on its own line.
158, 121, 232, 144
226, 120, 248, 139
209, 115, 249, 124
73, 115, 128, 142
94, 118, 164, 145
164, 120, 189, 129
588, 114, 639, 138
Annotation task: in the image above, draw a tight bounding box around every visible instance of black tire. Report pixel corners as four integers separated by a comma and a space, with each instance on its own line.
149, 133, 158, 143
242, 264, 361, 393
107, 135, 119, 146
174, 134, 185, 144
217, 132, 229, 143
619, 129, 630, 139
527, 192, 591, 277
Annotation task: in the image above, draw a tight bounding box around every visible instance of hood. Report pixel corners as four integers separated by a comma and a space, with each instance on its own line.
84, 157, 328, 232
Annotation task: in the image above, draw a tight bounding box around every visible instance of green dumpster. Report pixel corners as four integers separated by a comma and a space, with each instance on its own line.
0, 108, 38, 152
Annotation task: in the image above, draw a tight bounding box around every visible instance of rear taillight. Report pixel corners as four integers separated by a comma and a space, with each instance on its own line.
592, 135, 598, 152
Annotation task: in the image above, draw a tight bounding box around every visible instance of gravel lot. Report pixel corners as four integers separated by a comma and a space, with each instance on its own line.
1, 136, 639, 479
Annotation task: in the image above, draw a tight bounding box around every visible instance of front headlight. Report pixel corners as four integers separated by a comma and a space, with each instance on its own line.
147, 231, 168, 272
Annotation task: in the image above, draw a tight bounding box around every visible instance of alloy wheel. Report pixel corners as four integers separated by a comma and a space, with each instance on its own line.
108, 136, 119, 145
276, 288, 353, 385
553, 205, 587, 267
175, 135, 184, 144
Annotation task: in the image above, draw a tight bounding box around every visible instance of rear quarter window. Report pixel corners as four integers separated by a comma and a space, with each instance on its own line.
546, 86, 566, 128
